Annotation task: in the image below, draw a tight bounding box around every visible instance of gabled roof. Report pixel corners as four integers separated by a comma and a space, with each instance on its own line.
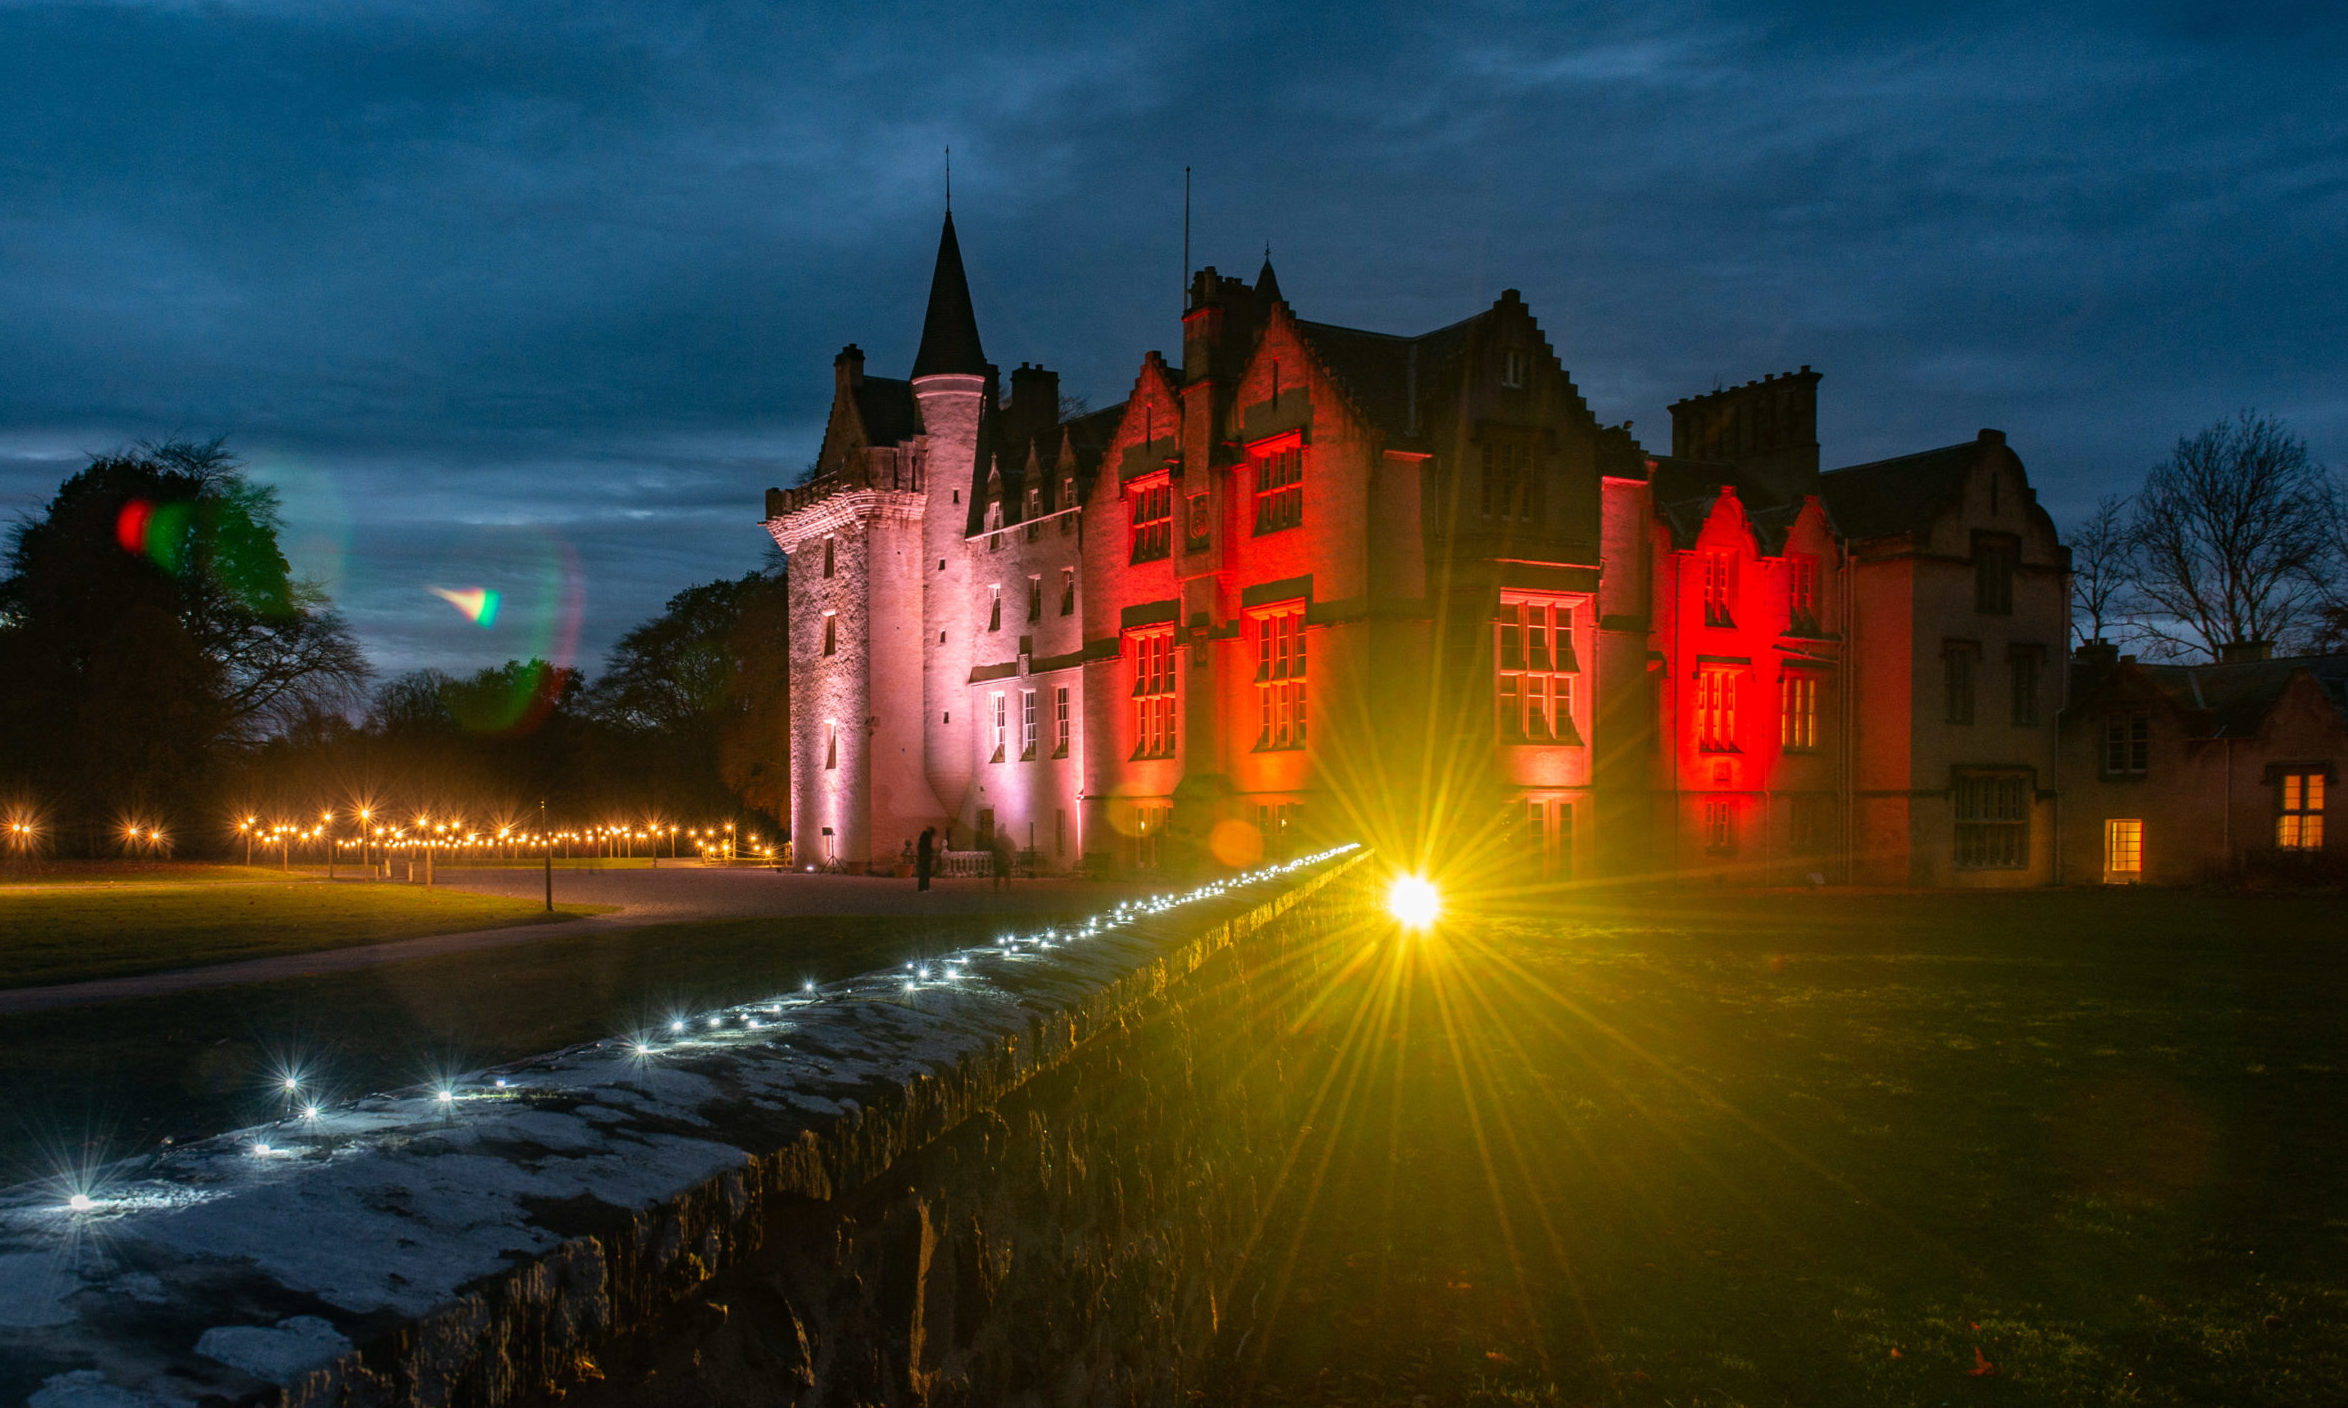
852, 376, 916, 446
970, 398, 1131, 535
2132, 654, 2348, 739
911, 213, 988, 379
1818, 440, 1981, 542
1292, 309, 1486, 444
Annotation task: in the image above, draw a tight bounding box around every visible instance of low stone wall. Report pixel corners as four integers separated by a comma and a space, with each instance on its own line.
0, 850, 1369, 1408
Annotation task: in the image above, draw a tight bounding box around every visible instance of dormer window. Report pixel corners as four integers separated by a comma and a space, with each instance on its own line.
1500, 349, 1528, 389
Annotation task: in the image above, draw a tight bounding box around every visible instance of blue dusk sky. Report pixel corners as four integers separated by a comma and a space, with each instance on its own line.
2, 1, 2341, 680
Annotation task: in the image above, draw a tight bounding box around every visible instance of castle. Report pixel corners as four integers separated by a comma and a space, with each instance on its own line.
761, 214, 2073, 885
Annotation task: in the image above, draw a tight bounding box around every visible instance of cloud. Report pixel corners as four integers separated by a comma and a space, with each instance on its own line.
2, 0, 2343, 674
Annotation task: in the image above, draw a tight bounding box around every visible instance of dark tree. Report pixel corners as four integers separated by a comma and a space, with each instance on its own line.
0, 440, 368, 850
2129, 412, 2337, 659
2068, 493, 2138, 648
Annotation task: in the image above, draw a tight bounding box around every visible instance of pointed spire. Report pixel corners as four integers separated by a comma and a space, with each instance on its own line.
1256, 245, 1283, 305
912, 212, 988, 379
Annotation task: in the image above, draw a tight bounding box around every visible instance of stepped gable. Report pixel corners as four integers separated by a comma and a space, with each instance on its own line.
911, 211, 989, 380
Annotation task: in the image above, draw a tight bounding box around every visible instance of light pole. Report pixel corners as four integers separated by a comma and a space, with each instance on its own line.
322, 811, 335, 880
541, 800, 552, 912
241, 817, 255, 867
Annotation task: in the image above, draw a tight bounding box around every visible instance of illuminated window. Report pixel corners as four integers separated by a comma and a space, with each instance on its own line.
987, 499, 1002, 551
2102, 712, 2149, 776
2009, 647, 2042, 726
1027, 575, 1043, 622
1695, 666, 1739, 752
821, 613, 837, 657
1254, 444, 1304, 534
1020, 689, 1038, 761
1253, 606, 1309, 750
1480, 440, 1540, 522
988, 585, 1002, 633
1130, 629, 1177, 759
1496, 598, 1580, 743
1702, 552, 1736, 627
990, 691, 1007, 764
1025, 485, 1042, 540
1786, 555, 1818, 633
1061, 476, 1075, 510
1053, 685, 1071, 757
1954, 770, 2031, 869
1781, 672, 1818, 751
1059, 567, 1076, 615
1943, 643, 1977, 725
1974, 533, 2018, 615
2278, 771, 2326, 850
1130, 480, 1172, 563
822, 536, 835, 578
2104, 818, 2143, 880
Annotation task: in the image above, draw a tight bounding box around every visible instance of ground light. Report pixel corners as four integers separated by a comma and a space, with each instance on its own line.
1388, 873, 1441, 929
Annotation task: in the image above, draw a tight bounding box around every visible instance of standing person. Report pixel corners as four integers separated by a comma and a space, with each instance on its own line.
916, 827, 935, 892
990, 830, 1010, 891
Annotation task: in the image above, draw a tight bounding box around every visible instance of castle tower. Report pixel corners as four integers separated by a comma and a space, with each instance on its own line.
911, 212, 991, 834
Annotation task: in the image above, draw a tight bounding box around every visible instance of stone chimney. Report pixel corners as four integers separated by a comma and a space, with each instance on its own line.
2219, 640, 2274, 664
1666, 366, 1822, 504
834, 344, 865, 393
1006, 362, 1060, 450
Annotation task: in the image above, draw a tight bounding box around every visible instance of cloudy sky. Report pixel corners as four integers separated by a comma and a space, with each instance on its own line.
3, 0, 2341, 679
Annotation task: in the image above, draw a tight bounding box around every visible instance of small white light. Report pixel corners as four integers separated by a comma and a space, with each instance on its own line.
708, 1016, 722, 1029
436, 1089, 454, 1104
302, 1104, 321, 1120
494, 1077, 508, 1089
67, 1194, 95, 1213
802, 981, 815, 993
671, 1020, 686, 1032
253, 1142, 272, 1156
903, 981, 916, 993
917, 968, 930, 980
746, 1018, 761, 1029
634, 1043, 654, 1056
283, 1077, 299, 1091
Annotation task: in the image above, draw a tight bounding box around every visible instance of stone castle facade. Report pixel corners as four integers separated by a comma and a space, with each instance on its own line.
761, 215, 2074, 885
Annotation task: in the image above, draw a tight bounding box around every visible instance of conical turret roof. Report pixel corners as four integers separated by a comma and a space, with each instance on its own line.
911, 212, 989, 379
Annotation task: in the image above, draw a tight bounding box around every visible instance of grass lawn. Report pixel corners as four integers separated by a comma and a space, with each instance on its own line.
0, 860, 277, 886
1206, 884, 2348, 1405
0, 907, 1090, 1187
0, 878, 608, 989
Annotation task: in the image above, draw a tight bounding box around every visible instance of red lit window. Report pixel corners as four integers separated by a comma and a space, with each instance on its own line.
1786, 555, 1818, 633
1253, 607, 1308, 750
2278, 771, 2326, 850
1130, 629, 1177, 758
1702, 552, 1736, 627
1253, 445, 1304, 534
1696, 667, 1739, 752
1780, 672, 1817, 751
1130, 481, 1172, 562
1496, 598, 1580, 743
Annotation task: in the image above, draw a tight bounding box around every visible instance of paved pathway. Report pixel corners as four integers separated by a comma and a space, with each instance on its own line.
0, 867, 1150, 1017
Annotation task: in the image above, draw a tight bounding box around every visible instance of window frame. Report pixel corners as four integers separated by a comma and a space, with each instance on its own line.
2101, 711, 2150, 777
1953, 769, 2032, 870
1128, 476, 1173, 563
1973, 532, 2019, 616
1251, 603, 1310, 751
1495, 596, 1582, 744
2277, 770, 2327, 850
2103, 817, 2144, 880
1128, 627, 1178, 759
1780, 671, 1819, 751
1695, 665, 1741, 753
1943, 641, 1979, 726
1250, 433, 1305, 536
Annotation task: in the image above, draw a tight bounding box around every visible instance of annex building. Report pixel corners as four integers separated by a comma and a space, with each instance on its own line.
761, 214, 2073, 885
